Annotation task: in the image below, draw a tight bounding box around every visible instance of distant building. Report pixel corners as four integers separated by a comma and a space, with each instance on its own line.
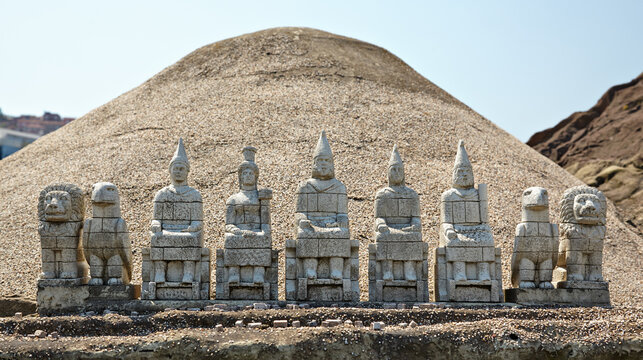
0, 128, 39, 159
0, 112, 74, 136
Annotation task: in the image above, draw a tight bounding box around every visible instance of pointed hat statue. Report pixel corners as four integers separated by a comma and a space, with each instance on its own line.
454, 140, 472, 170
170, 138, 190, 169
388, 144, 404, 167
313, 130, 333, 159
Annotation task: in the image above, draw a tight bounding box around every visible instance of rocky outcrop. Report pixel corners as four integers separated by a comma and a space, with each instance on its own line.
528, 73, 643, 231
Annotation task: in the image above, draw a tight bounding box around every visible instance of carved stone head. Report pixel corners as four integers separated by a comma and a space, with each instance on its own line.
312, 130, 335, 180
91, 182, 119, 205
238, 146, 259, 190
560, 186, 607, 225
522, 187, 549, 210
388, 145, 405, 187
452, 140, 474, 189
169, 138, 190, 186
38, 183, 84, 222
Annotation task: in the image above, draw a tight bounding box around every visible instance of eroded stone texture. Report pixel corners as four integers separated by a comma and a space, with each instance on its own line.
285, 131, 359, 301
510, 187, 558, 289
433, 140, 503, 302
216, 147, 278, 300
83, 182, 133, 286
142, 138, 210, 300
38, 183, 89, 285
369, 145, 428, 302
553, 186, 609, 293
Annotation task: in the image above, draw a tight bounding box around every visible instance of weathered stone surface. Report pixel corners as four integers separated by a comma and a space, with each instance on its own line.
287, 131, 358, 302
504, 287, 610, 305
86, 284, 141, 301
510, 187, 558, 290
38, 183, 89, 285
217, 147, 277, 300
37, 285, 89, 314
142, 139, 209, 300
554, 186, 609, 295
369, 146, 427, 302
433, 141, 502, 303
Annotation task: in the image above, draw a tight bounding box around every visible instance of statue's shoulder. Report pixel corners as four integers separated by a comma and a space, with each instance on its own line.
183, 186, 202, 202
296, 179, 315, 194
332, 178, 347, 194
153, 186, 172, 202
441, 188, 460, 201
375, 187, 393, 199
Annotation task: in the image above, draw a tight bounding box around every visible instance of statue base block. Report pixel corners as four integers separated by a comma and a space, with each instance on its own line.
88, 285, 141, 301
37, 284, 89, 314
504, 288, 610, 306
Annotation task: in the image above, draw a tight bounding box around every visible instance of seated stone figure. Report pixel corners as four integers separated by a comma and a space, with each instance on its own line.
285, 131, 359, 301
433, 140, 503, 302
142, 138, 210, 300
38, 183, 89, 284
510, 187, 558, 289
554, 185, 608, 289
368, 145, 428, 302
216, 146, 278, 300
83, 182, 133, 286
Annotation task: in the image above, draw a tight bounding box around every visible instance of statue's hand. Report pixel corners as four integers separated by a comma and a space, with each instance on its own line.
326, 222, 339, 228
150, 221, 162, 234
299, 219, 313, 230
232, 228, 243, 236
446, 229, 457, 241
377, 223, 389, 233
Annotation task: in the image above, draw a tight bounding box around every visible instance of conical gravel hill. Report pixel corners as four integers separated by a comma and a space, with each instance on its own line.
1, 28, 640, 305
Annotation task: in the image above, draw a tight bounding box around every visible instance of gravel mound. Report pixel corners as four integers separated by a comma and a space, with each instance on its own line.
0, 27, 640, 306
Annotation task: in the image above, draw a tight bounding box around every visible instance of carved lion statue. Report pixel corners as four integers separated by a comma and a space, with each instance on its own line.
38, 183, 85, 223
556, 185, 607, 282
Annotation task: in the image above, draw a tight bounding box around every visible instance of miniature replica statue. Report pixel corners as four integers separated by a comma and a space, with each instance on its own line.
38, 183, 89, 284
510, 187, 558, 289
285, 131, 359, 301
554, 185, 608, 289
83, 182, 133, 286
433, 140, 503, 302
368, 145, 428, 302
216, 147, 278, 300
141, 138, 210, 300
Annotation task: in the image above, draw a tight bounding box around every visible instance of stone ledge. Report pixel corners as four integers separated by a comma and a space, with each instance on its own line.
504, 288, 610, 306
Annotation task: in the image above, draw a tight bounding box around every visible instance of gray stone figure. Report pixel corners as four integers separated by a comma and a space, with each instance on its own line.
83, 182, 133, 286
142, 138, 210, 300
510, 187, 558, 289
38, 183, 89, 284
554, 185, 608, 289
285, 130, 359, 301
216, 146, 278, 300
368, 145, 428, 302
433, 140, 503, 302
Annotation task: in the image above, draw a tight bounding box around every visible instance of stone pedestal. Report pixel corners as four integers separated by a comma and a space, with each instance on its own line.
505, 287, 610, 306
285, 239, 360, 302
87, 284, 141, 301
216, 249, 278, 300
141, 247, 210, 300
368, 243, 428, 302
433, 246, 504, 302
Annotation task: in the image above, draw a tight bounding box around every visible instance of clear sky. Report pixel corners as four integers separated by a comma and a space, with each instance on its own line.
1, 1, 641, 141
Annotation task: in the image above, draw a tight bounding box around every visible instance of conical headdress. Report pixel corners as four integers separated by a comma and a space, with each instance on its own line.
241, 146, 257, 163
453, 140, 472, 170
313, 130, 333, 159
170, 138, 190, 169
388, 144, 403, 167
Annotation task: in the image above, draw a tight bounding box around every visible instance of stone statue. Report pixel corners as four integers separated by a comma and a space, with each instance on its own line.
216, 146, 278, 300
38, 183, 89, 284
83, 182, 132, 286
433, 140, 503, 302
142, 138, 210, 300
285, 130, 359, 301
554, 185, 608, 287
368, 145, 428, 302
510, 187, 558, 289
